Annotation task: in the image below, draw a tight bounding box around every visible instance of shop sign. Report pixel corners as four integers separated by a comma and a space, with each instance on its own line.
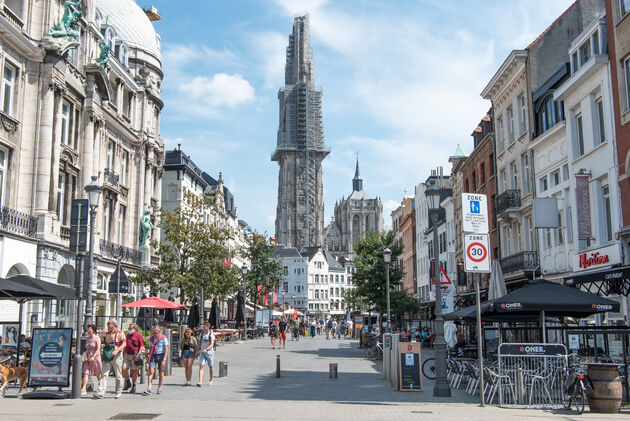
571, 244, 620, 272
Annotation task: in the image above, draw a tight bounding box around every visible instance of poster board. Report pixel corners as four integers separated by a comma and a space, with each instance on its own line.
1, 323, 20, 347
398, 342, 422, 391
28, 328, 73, 388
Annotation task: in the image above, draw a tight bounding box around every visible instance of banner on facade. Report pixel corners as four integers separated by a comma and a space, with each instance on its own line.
28, 328, 73, 388
575, 174, 591, 240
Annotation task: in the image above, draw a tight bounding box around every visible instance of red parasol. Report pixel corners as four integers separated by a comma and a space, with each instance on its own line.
121, 296, 186, 309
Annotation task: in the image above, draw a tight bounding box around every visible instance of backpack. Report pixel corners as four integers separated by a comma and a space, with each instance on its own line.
327, 320, 332, 328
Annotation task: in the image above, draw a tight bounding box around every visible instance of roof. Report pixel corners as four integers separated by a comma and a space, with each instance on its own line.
348, 190, 372, 200
273, 245, 302, 258
323, 249, 344, 270
526, 1, 579, 50
96, 0, 161, 60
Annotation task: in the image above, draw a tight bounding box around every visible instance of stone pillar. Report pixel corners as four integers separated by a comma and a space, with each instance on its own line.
49, 90, 63, 213
35, 80, 55, 214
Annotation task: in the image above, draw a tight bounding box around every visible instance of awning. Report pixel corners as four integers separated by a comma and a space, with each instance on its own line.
563, 265, 630, 297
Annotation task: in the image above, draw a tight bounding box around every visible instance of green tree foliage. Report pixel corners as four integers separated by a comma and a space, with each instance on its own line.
242, 230, 283, 307
351, 230, 403, 315
135, 190, 241, 303
390, 290, 420, 317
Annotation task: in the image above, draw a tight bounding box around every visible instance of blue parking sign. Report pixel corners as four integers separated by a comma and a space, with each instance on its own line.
470, 200, 480, 214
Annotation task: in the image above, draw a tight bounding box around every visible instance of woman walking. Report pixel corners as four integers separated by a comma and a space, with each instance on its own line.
81, 324, 102, 396
178, 328, 197, 386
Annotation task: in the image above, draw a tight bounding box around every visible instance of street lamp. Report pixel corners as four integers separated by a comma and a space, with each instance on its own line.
83, 176, 102, 334
425, 182, 451, 397
281, 290, 285, 311
383, 247, 392, 333
241, 264, 248, 340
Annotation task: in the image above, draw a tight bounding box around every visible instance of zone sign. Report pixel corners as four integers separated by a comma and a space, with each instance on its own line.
464, 233, 491, 273
462, 193, 489, 234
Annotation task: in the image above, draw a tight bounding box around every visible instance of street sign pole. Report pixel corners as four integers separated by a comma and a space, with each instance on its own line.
475, 272, 485, 406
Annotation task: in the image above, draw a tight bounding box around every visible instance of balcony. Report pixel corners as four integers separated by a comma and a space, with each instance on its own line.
0, 206, 37, 238
103, 168, 119, 187
60, 225, 71, 241
3, 6, 24, 30
496, 189, 521, 214
500, 251, 538, 275
99, 239, 142, 266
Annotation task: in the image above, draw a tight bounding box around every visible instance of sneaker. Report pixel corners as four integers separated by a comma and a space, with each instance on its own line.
143, 389, 152, 395
92, 393, 104, 399
130, 386, 136, 394
156, 389, 161, 395
115, 393, 122, 399
208, 380, 213, 385
123, 380, 131, 391
196, 383, 202, 387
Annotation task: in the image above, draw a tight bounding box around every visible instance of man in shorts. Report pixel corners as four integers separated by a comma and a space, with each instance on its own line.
122, 323, 144, 393
268, 321, 278, 349
144, 325, 168, 395
197, 323, 215, 386
278, 316, 288, 350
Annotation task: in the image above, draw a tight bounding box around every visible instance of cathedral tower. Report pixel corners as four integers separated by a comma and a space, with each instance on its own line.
272, 15, 329, 250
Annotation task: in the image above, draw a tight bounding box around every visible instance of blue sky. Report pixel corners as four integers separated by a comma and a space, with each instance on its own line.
148, 0, 575, 235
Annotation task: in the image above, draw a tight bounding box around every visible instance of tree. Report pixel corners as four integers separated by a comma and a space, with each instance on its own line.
135, 190, 241, 303
390, 290, 420, 317
242, 230, 283, 308
351, 230, 403, 318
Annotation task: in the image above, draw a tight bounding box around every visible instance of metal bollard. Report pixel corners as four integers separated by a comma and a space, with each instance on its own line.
329, 363, 338, 379
391, 333, 400, 389
140, 359, 145, 384
383, 333, 392, 381
276, 354, 281, 378
219, 361, 228, 377
165, 329, 172, 376
71, 353, 82, 399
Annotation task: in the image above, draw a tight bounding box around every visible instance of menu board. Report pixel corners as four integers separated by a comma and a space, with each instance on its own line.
398, 342, 422, 392
28, 328, 73, 387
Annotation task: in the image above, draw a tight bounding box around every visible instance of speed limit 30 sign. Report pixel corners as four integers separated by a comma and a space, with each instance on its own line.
464, 233, 491, 273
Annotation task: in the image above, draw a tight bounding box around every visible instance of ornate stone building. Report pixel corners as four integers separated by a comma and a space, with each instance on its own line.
273, 14, 329, 251
0, 0, 164, 334
324, 160, 384, 259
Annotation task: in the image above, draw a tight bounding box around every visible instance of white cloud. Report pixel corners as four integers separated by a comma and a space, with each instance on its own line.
252, 31, 287, 88
179, 73, 255, 108
274, 0, 328, 16
383, 200, 400, 218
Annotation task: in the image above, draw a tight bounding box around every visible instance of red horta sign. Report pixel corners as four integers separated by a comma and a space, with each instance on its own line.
578, 252, 609, 269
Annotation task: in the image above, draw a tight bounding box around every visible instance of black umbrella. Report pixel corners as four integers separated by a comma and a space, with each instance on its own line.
235, 291, 246, 327
209, 297, 220, 329
188, 296, 200, 329
0, 274, 76, 300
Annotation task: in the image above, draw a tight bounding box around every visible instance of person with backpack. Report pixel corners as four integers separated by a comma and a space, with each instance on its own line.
197, 323, 215, 386
268, 321, 278, 349
122, 323, 144, 394
144, 325, 168, 395
94, 319, 126, 399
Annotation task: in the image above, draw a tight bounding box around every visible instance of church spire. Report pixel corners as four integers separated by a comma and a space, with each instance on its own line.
352, 157, 363, 192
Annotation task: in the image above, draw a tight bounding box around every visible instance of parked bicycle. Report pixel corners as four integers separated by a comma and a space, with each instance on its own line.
364, 341, 383, 360
422, 357, 437, 380
562, 355, 593, 414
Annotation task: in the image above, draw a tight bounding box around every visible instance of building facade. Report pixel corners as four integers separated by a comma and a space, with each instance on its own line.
273, 14, 329, 250
0, 0, 164, 333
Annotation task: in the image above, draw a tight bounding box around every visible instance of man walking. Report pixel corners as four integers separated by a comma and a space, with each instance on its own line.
197, 323, 215, 386
122, 323, 144, 394
346, 319, 353, 339
278, 316, 288, 350
94, 319, 126, 399
144, 325, 168, 395
326, 319, 331, 339
310, 319, 316, 338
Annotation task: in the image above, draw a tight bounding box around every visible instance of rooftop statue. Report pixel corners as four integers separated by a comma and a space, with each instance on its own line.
138, 209, 156, 249
46, 1, 83, 39
96, 39, 110, 67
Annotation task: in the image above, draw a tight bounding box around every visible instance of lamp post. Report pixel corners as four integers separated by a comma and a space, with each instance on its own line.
282, 290, 285, 311
383, 248, 392, 333
425, 182, 451, 397
83, 176, 102, 334
241, 264, 248, 340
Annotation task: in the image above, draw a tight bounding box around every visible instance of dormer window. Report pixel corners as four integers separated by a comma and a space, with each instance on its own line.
105, 28, 116, 51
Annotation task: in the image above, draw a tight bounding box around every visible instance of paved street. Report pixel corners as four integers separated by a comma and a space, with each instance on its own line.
1, 335, 629, 420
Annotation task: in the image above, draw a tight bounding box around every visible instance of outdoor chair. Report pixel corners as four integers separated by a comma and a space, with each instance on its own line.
484, 367, 516, 405
464, 362, 480, 395
527, 367, 555, 407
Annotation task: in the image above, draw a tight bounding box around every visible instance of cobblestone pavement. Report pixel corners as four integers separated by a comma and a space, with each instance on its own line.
1, 334, 629, 420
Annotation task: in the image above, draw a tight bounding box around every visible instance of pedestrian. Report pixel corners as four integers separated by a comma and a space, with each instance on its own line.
94, 319, 126, 399
196, 323, 215, 386
268, 321, 278, 348
178, 328, 198, 386
144, 325, 168, 395
331, 319, 337, 339
81, 324, 101, 396
316, 321, 321, 336
310, 319, 316, 337
345, 319, 353, 339
122, 323, 144, 394
326, 319, 332, 339
278, 316, 288, 349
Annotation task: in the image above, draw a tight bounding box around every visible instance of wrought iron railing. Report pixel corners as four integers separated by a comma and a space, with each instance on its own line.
103, 168, 119, 187
500, 251, 538, 274
496, 189, 521, 214
150, 255, 160, 266
0, 206, 37, 237
99, 239, 142, 265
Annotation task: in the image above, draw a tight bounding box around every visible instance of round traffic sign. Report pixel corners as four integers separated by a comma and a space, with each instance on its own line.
466, 242, 487, 263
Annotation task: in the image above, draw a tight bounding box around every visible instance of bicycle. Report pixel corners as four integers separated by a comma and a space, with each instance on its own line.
562, 355, 592, 414
422, 357, 437, 380
364, 342, 383, 360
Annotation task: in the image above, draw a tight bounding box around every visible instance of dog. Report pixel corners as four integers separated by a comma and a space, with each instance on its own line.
0, 364, 29, 397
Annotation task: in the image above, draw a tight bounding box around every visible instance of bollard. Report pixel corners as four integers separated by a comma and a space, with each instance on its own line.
383, 333, 392, 381
391, 333, 400, 389
71, 353, 82, 399
140, 359, 145, 384
219, 361, 228, 377
165, 329, 172, 376
329, 363, 338, 379
276, 354, 281, 378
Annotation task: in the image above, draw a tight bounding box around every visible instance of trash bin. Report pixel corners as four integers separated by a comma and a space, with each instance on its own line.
329, 363, 338, 379
587, 363, 622, 413
219, 361, 228, 377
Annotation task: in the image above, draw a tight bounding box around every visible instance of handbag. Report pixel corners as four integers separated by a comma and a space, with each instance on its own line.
102, 330, 119, 363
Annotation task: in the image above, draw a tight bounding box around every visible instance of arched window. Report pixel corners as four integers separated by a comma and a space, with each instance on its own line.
119, 43, 128, 67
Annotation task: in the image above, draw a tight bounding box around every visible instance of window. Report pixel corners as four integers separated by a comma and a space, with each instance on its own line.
0, 148, 6, 206
2, 63, 15, 115
575, 114, 585, 157
118, 205, 126, 244
509, 161, 518, 190
551, 170, 560, 187
107, 141, 114, 170
121, 150, 128, 185
567, 203, 574, 243
596, 98, 606, 145
489, 154, 494, 175
496, 116, 504, 153
521, 153, 531, 195
103, 200, 111, 241
535, 96, 564, 136
539, 176, 548, 192
480, 163, 485, 185
622, 0, 630, 16
562, 164, 569, 181
507, 106, 515, 144
516, 94, 527, 135
122, 91, 133, 118
601, 185, 613, 244
571, 52, 578, 73
556, 212, 564, 245
283, 266, 288, 276
625, 58, 630, 111
56, 174, 65, 222
579, 41, 591, 65
472, 171, 477, 191
544, 228, 552, 250
341, 275, 344, 283
592, 30, 600, 55
60, 101, 70, 145
499, 169, 507, 192
524, 216, 533, 250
